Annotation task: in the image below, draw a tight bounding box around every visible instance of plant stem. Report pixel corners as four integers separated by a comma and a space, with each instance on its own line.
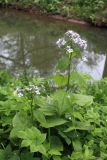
48, 128, 51, 147
48, 128, 51, 160
30, 94, 34, 124
66, 53, 72, 91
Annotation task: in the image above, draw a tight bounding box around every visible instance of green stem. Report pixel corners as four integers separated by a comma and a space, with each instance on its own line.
1, 143, 5, 149
48, 128, 51, 147
66, 53, 72, 91
48, 128, 51, 160
30, 94, 34, 124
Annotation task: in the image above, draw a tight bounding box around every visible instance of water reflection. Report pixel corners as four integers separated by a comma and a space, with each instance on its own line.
76, 51, 106, 80
0, 9, 107, 79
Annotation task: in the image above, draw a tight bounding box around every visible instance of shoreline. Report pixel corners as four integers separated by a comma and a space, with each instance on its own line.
0, 4, 107, 28
0, 5, 91, 27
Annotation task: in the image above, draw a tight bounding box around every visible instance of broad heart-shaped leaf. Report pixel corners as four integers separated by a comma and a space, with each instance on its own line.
10, 111, 32, 138
34, 96, 56, 116
56, 55, 69, 71
51, 74, 67, 87
72, 94, 94, 106
34, 110, 46, 124
41, 116, 67, 128
18, 127, 46, 155
51, 90, 72, 115
0, 97, 30, 114
34, 109, 67, 128
37, 90, 72, 116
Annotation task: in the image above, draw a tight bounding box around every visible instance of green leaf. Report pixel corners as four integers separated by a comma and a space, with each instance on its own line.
38, 90, 72, 116
50, 136, 63, 151
35, 96, 56, 116
72, 94, 94, 106
72, 139, 82, 152
0, 145, 20, 160
64, 121, 93, 132
70, 71, 86, 88
8, 154, 20, 160
83, 145, 94, 160
18, 127, 46, 155
52, 90, 71, 115
0, 150, 5, 160
72, 112, 83, 121
42, 116, 67, 128
70, 151, 83, 160
34, 110, 46, 124
58, 130, 71, 145
47, 136, 63, 156
10, 112, 32, 138
56, 56, 69, 71
48, 149, 61, 156
20, 152, 35, 160
51, 74, 67, 87
53, 156, 62, 160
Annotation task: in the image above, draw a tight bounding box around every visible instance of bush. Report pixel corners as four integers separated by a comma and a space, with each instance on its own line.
0, 30, 107, 159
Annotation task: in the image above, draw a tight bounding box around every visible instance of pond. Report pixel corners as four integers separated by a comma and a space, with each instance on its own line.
0, 9, 107, 80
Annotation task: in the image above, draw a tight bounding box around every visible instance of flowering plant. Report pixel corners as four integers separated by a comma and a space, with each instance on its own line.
56, 30, 87, 90
14, 85, 41, 97
56, 30, 87, 56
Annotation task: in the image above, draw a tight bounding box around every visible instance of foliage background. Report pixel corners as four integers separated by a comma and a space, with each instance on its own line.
0, 0, 107, 26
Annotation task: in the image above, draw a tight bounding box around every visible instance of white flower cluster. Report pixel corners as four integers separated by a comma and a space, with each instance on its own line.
14, 85, 40, 97
56, 38, 66, 48
65, 30, 87, 50
25, 85, 40, 95
56, 30, 87, 51
14, 87, 24, 97
66, 46, 73, 53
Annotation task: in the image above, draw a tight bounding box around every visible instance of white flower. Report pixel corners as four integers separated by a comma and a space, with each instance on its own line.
13, 85, 41, 97
34, 86, 40, 95
78, 40, 87, 50
56, 38, 66, 48
66, 46, 73, 53
65, 30, 87, 50
82, 56, 88, 62
17, 92, 23, 97
35, 89, 40, 95
28, 85, 41, 95
65, 30, 80, 40
14, 87, 23, 97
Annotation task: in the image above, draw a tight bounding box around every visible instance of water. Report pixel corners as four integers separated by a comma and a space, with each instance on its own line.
0, 9, 107, 80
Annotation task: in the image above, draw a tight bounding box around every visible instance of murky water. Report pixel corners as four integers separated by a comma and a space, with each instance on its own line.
0, 9, 107, 79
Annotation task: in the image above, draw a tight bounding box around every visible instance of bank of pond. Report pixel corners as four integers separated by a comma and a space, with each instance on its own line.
0, 0, 107, 27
